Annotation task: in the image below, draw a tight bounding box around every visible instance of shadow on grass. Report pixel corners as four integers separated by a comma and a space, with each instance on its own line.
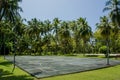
0, 61, 12, 66
0, 69, 34, 80
0, 75, 34, 80
0, 69, 12, 76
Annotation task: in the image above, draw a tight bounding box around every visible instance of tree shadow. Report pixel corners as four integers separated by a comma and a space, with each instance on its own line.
0, 69, 34, 80
0, 61, 12, 66
0, 69, 12, 76
0, 75, 34, 80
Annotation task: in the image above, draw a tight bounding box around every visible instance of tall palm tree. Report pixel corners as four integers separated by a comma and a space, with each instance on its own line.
0, 0, 23, 72
78, 18, 92, 55
59, 21, 72, 54
69, 20, 81, 53
27, 18, 41, 54
104, 0, 120, 54
12, 18, 27, 55
52, 18, 61, 54
96, 16, 112, 65
103, 0, 120, 28
43, 20, 52, 54
0, 21, 12, 56
0, 20, 16, 72
0, 0, 22, 22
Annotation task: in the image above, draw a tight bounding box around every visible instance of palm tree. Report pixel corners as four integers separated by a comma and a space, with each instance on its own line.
77, 18, 92, 55
44, 19, 52, 35
0, 0, 23, 72
0, 20, 16, 72
59, 21, 72, 54
27, 18, 41, 54
52, 18, 61, 54
43, 20, 52, 54
69, 20, 81, 53
103, 0, 120, 28
12, 18, 27, 55
104, 0, 120, 55
27, 18, 41, 41
13, 18, 26, 37
96, 16, 112, 42
0, 21, 12, 57
96, 16, 112, 65
0, 0, 22, 22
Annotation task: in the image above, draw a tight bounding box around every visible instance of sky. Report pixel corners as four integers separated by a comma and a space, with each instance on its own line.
20, 0, 108, 31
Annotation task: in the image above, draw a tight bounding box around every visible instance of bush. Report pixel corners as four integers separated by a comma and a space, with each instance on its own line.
99, 46, 107, 57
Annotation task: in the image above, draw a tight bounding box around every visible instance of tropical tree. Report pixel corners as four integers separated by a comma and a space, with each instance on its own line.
104, 0, 120, 37
96, 16, 112, 65
59, 21, 72, 54
104, 0, 120, 27
13, 18, 28, 55
27, 18, 42, 54
103, 0, 120, 54
0, 21, 14, 56
0, 0, 22, 22
27, 18, 41, 40
0, 0, 23, 72
69, 20, 82, 53
77, 18, 92, 55
94, 30, 104, 53
43, 20, 52, 54
52, 18, 61, 54
96, 16, 112, 43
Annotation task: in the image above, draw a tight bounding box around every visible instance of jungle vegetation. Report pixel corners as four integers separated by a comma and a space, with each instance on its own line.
0, 0, 120, 56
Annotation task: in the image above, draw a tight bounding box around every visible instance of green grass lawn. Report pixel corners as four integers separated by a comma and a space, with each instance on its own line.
41, 65, 120, 80
0, 56, 120, 80
0, 56, 34, 80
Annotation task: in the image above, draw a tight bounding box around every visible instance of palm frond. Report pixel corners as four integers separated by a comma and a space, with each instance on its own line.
105, 0, 112, 6
103, 7, 112, 12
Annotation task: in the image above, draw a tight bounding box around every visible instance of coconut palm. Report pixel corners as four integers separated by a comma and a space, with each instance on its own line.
13, 18, 26, 37
27, 18, 41, 40
0, 0, 23, 72
103, 0, 120, 54
0, 21, 16, 72
27, 18, 42, 54
52, 18, 61, 54
0, 0, 22, 22
43, 20, 52, 54
96, 16, 112, 41
78, 18, 92, 55
0, 21, 12, 56
69, 20, 81, 53
59, 21, 72, 54
44, 19, 52, 35
96, 16, 112, 65
12, 18, 27, 55
103, 0, 120, 28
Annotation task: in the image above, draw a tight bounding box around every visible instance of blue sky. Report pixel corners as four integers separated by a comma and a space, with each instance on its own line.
20, 0, 108, 31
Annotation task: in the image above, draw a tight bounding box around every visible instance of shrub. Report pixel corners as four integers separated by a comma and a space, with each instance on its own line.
99, 46, 107, 57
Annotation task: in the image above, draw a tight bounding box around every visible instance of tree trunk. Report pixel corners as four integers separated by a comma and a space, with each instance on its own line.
12, 40, 16, 72
106, 39, 110, 65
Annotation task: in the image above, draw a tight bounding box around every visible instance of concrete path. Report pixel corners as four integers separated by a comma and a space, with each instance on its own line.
5, 56, 120, 78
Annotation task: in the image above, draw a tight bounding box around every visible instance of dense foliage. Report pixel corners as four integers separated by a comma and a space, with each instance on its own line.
0, 0, 120, 56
